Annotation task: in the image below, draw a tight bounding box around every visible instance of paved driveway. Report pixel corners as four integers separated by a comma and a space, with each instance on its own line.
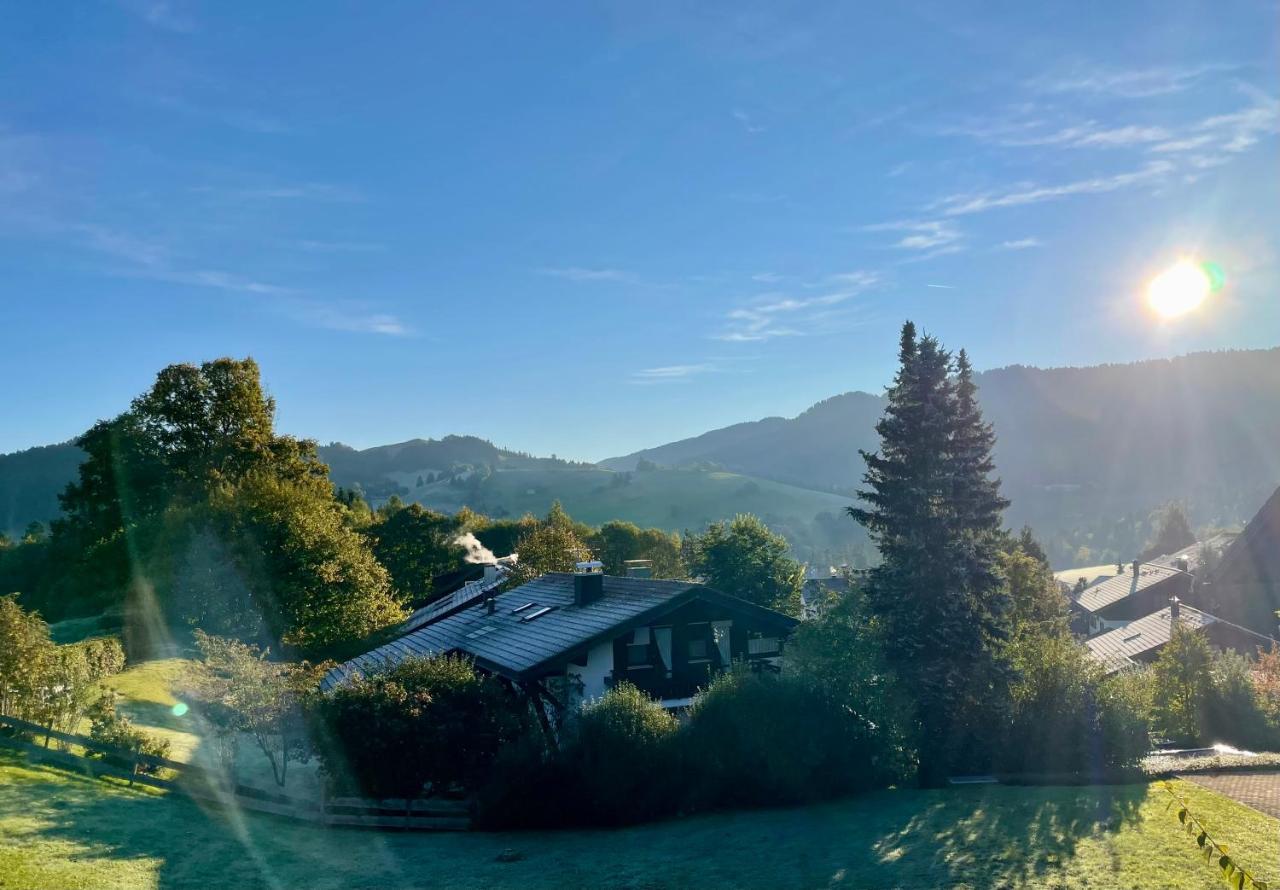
1183, 771, 1280, 818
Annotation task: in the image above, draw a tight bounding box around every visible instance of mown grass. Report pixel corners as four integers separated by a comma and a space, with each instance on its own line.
2, 745, 1277, 890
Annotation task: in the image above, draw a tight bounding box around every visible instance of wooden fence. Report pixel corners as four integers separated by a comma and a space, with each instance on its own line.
0, 714, 470, 831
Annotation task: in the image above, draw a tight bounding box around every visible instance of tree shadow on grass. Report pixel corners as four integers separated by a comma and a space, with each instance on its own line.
5, 745, 1156, 890
850, 783, 1148, 888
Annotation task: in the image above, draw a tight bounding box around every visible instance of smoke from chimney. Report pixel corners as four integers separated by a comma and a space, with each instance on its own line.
454, 532, 498, 564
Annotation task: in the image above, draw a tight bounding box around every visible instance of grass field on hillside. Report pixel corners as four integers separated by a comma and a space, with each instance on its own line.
397, 465, 854, 537
2, 746, 1277, 890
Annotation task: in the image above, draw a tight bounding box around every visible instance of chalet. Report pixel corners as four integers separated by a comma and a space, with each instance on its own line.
1085, 597, 1273, 674
322, 562, 798, 714
1201, 486, 1280, 635
1072, 560, 1194, 637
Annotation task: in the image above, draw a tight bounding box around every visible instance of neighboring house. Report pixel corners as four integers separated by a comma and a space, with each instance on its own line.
323, 563, 798, 713
1085, 598, 1272, 674
399, 563, 512, 634
1072, 560, 1194, 637
1202, 486, 1280, 635
800, 576, 847, 620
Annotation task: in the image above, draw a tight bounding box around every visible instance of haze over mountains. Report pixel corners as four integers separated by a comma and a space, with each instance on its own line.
3, 348, 1279, 568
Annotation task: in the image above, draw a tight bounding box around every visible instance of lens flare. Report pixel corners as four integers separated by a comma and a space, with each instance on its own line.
171, 701, 189, 717
1147, 259, 1212, 319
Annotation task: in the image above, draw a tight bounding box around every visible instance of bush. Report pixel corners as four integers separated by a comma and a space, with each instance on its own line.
570, 682, 682, 825
86, 696, 172, 773
1001, 633, 1150, 775
311, 655, 526, 799
476, 682, 681, 829
685, 667, 897, 807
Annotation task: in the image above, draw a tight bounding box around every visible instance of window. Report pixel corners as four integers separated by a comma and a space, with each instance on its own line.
688, 638, 708, 660
520, 606, 554, 622
627, 643, 650, 667
511, 601, 537, 614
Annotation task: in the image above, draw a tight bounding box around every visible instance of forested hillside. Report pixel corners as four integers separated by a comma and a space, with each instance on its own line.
606, 348, 1280, 565
5, 348, 1279, 567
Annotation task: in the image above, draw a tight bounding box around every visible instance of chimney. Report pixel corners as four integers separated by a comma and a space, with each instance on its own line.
574, 560, 605, 606
485, 592, 496, 615
1174, 556, 1189, 574
483, 564, 500, 586
1132, 560, 1141, 576
1169, 595, 1180, 622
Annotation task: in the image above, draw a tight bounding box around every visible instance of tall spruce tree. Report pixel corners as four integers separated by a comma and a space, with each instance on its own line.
850, 322, 1013, 786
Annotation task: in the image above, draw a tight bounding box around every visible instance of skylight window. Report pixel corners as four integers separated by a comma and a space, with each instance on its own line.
511, 602, 537, 614
520, 606, 554, 622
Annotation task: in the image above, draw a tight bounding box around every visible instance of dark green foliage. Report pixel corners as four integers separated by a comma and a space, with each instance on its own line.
684, 514, 802, 613
311, 655, 527, 800
7, 359, 403, 656
850, 322, 1013, 784
476, 682, 681, 829
368, 503, 466, 606
567, 682, 683, 826
1001, 633, 1150, 775
1151, 626, 1215, 745
588, 520, 685, 579
684, 668, 904, 807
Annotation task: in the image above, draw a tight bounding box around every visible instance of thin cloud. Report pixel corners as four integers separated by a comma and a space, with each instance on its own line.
997, 237, 1043, 250
714, 274, 879, 342
117, 0, 196, 32
538, 266, 629, 282
938, 160, 1174, 216
732, 109, 765, 134
864, 220, 963, 251
1030, 63, 1231, 99
291, 239, 387, 253
751, 272, 783, 283
194, 182, 364, 202
297, 305, 411, 336
629, 363, 716, 385
925, 284, 955, 289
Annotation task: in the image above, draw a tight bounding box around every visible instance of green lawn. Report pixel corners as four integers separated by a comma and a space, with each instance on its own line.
2, 747, 1277, 890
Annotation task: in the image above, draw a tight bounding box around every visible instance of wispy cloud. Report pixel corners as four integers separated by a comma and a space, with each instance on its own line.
293, 304, 410, 336
291, 239, 387, 253
865, 219, 963, 251
714, 273, 879, 342
629, 363, 716, 385
538, 266, 629, 282
937, 160, 1174, 216
1194, 85, 1280, 153
997, 237, 1043, 250
194, 182, 364, 202
732, 109, 765, 134
1030, 63, 1231, 99
925, 283, 954, 289
117, 0, 196, 32
751, 271, 783, 283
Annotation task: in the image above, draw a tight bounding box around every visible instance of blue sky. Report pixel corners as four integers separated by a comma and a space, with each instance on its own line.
1, 1, 1277, 461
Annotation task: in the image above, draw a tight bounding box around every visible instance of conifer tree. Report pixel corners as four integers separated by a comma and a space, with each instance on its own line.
850, 322, 1013, 786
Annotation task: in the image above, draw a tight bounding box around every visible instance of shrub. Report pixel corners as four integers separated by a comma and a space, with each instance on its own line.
569, 682, 682, 825
475, 682, 681, 829
685, 667, 897, 807
1001, 633, 1150, 775
311, 655, 526, 799
86, 695, 172, 773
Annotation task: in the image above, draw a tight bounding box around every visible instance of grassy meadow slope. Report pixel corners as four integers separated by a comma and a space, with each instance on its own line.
1, 754, 1273, 890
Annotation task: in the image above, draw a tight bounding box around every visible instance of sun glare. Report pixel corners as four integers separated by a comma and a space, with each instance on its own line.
1147, 259, 1212, 319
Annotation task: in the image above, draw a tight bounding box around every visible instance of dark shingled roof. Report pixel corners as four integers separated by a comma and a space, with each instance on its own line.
1085, 605, 1216, 671
1084, 605, 1273, 673
1075, 562, 1187, 614
1213, 486, 1280, 588
323, 573, 797, 690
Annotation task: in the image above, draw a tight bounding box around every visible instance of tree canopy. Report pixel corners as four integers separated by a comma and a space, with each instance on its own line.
684, 514, 802, 614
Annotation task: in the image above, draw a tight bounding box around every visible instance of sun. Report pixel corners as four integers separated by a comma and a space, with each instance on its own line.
1147, 259, 1212, 319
